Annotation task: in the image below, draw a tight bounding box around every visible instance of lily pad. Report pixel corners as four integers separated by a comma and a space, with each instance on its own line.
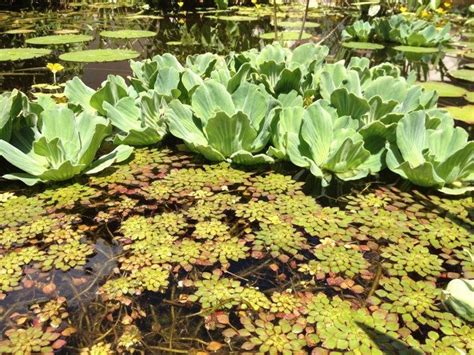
417, 81, 467, 98
448, 69, 474, 83
4, 29, 35, 34
259, 31, 312, 40
206, 15, 259, 21
59, 49, 139, 62
342, 41, 384, 50
444, 105, 474, 124
464, 51, 474, 60
26, 34, 93, 45
100, 30, 157, 39
0, 48, 51, 62
275, 21, 320, 28
393, 45, 440, 54
126, 14, 164, 20
465, 91, 474, 103
54, 29, 80, 35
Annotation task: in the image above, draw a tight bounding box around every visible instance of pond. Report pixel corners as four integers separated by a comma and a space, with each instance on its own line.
0, 1, 473, 354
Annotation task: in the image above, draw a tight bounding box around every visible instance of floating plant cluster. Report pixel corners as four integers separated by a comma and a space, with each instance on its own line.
0, 147, 472, 353
1, 43, 473, 193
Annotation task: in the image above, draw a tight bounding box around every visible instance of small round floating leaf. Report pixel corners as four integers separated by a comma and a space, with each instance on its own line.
465, 91, 474, 103
0, 48, 51, 62
274, 21, 320, 28
260, 31, 312, 40
59, 49, 139, 62
417, 81, 467, 98
448, 69, 474, 83
444, 105, 474, 124
26, 34, 93, 45
393, 45, 440, 54
126, 14, 164, 19
54, 29, 80, 35
206, 15, 259, 21
100, 30, 157, 39
342, 41, 384, 50
4, 28, 35, 34
464, 51, 474, 60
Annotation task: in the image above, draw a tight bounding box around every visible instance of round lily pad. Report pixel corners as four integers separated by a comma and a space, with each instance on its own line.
464, 51, 474, 60
276, 21, 320, 28
448, 69, 474, 83
206, 15, 259, 21
26, 34, 93, 45
444, 105, 474, 124
417, 81, 467, 98
126, 15, 164, 20
54, 29, 80, 35
4, 29, 35, 34
342, 41, 384, 50
59, 49, 139, 62
393, 45, 439, 54
0, 48, 51, 62
464, 91, 474, 103
100, 30, 157, 39
260, 31, 312, 40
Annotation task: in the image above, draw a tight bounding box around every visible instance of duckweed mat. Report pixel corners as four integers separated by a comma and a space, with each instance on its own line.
0, 147, 472, 354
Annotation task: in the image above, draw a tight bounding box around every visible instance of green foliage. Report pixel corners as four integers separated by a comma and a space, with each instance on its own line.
0, 327, 59, 354
0, 105, 133, 185
251, 222, 306, 257
372, 277, 440, 330
305, 293, 401, 353
166, 80, 278, 164
238, 314, 307, 353
386, 112, 474, 194
381, 241, 443, 277
189, 273, 243, 310
42, 240, 94, 271
302, 244, 369, 278
342, 20, 374, 42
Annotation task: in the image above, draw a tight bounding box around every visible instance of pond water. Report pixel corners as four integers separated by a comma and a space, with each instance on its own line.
0, 2, 473, 354
0, 5, 342, 91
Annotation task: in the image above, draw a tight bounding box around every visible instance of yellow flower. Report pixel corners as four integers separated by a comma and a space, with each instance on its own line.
421, 9, 430, 18
255, 3, 261, 9
178, 18, 185, 24
399, 6, 407, 13
46, 63, 64, 74
436, 7, 446, 14
251, 0, 257, 4
443, 1, 451, 8
177, 1, 184, 7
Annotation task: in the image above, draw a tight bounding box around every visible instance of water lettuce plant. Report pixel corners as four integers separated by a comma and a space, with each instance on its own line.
342, 15, 451, 48
229, 42, 329, 97
341, 20, 374, 42
0, 106, 132, 185
386, 112, 474, 194
165, 79, 278, 164
270, 100, 381, 186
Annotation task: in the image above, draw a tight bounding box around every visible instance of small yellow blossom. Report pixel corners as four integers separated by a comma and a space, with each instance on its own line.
46, 63, 64, 74
178, 18, 185, 24
46, 63, 64, 84
251, 0, 257, 4
443, 1, 451, 8
421, 9, 430, 18
177, 1, 184, 7
436, 7, 446, 14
